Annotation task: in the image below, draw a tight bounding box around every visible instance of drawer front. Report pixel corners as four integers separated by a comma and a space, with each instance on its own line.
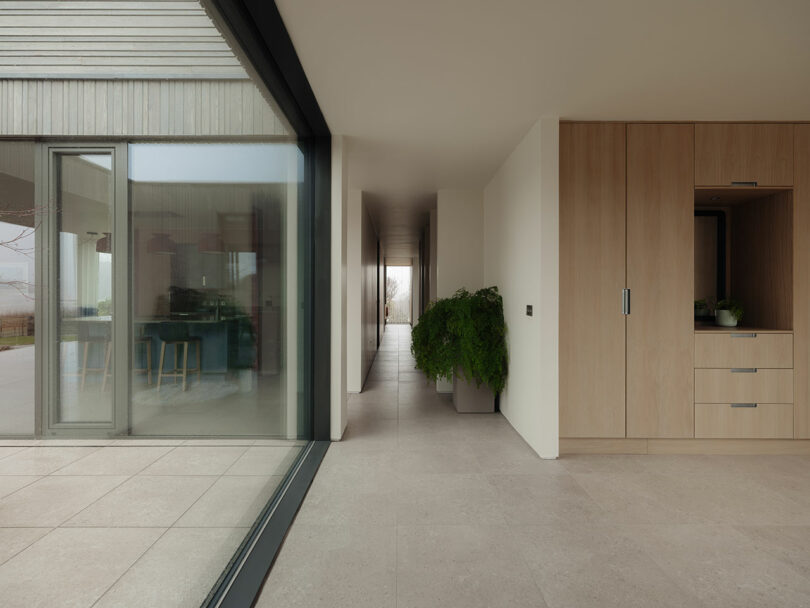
695, 403, 793, 439
694, 368, 794, 403
695, 333, 793, 368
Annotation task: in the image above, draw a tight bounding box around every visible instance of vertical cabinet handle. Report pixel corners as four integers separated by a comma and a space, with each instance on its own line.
622, 288, 630, 315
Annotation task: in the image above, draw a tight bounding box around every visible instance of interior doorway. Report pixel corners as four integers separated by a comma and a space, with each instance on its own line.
385, 264, 412, 325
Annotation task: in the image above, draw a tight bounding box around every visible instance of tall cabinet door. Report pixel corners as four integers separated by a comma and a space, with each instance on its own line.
626, 124, 695, 438
560, 122, 627, 437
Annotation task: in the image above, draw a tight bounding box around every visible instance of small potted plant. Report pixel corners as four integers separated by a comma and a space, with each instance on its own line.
715, 298, 744, 327
411, 287, 508, 413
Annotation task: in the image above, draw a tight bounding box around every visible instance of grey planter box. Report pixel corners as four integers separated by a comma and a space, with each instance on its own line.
452, 371, 495, 413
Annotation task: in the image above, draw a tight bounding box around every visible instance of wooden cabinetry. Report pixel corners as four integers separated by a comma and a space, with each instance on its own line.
560, 121, 802, 450
626, 124, 695, 438
695, 403, 793, 439
695, 123, 793, 186
559, 122, 627, 438
795, 125, 810, 438
695, 332, 793, 369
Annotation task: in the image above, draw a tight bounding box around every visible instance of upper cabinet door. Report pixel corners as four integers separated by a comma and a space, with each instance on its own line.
627, 124, 695, 438
695, 123, 794, 186
559, 122, 627, 438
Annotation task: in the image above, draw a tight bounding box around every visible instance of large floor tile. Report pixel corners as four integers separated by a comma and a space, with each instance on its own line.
54, 446, 174, 476
225, 445, 301, 475
0, 475, 40, 499
0, 447, 99, 475
510, 523, 703, 608
0, 447, 25, 460
0, 527, 162, 608
397, 524, 547, 608
175, 475, 283, 527
0, 475, 127, 526
94, 527, 245, 608
139, 446, 248, 476
0, 527, 51, 564
631, 523, 810, 608
64, 475, 216, 527
488, 473, 605, 524
396, 473, 504, 525
257, 524, 396, 608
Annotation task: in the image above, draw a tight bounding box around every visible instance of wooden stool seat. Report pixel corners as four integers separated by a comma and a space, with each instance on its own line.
157, 336, 201, 392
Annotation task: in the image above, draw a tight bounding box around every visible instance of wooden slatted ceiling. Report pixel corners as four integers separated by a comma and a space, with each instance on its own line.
0, 0, 248, 78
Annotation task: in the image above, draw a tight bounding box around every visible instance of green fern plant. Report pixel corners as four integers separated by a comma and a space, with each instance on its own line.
411, 286, 508, 394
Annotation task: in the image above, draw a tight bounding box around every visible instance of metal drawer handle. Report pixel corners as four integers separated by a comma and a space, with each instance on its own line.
731, 368, 757, 373
731, 333, 757, 338
731, 403, 758, 408
731, 181, 758, 187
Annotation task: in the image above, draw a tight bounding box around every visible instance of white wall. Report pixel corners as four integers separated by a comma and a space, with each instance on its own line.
362, 197, 379, 382
483, 117, 559, 459
429, 208, 437, 302
330, 136, 349, 439
346, 188, 363, 393
435, 189, 484, 392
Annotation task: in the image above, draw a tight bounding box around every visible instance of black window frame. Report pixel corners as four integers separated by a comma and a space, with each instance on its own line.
201, 1, 331, 606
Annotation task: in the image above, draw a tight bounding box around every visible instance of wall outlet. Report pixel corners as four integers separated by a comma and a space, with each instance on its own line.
526, 305, 533, 317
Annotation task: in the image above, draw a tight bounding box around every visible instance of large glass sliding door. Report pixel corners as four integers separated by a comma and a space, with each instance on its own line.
128, 143, 303, 437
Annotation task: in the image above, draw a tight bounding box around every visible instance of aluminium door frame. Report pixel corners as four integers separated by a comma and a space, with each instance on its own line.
39, 142, 129, 437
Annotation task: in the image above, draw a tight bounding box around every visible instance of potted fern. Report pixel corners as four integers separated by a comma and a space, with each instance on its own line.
411, 287, 508, 412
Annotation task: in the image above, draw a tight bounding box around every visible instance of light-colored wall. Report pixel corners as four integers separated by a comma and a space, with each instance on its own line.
346, 188, 362, 393
435, 188, 484, 392
429, 208, 437, 303
436, 189, 483, 298
331, 136, 348, 439
483, 117, 559, 459
362, 196, 379, 384
0, 0, 246, 79
346, 189, 380, 392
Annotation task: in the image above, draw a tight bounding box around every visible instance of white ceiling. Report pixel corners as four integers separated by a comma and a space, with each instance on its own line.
277, 0, 810, 251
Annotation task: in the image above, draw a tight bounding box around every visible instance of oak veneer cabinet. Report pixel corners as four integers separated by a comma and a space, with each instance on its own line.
560, 121, 808, 451
559, 122, 626, 438
795, 124, 810, 438
695, 123, 794, 186
626, 124, 695, 438
695, 403, 793, 439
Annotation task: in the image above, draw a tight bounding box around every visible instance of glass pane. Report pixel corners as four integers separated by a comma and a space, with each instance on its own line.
129, 143, 305, 438
57, 153, 114, 423
0, 142, 36, 434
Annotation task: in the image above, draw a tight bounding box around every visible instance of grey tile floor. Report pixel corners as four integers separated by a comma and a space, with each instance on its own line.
258, 324, 810, 608
0, 438, 302, 607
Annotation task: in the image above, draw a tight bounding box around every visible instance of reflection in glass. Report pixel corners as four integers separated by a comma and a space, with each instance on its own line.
0, 142, 36, 434
57, 154, 114, 423
129, 144, 302, 437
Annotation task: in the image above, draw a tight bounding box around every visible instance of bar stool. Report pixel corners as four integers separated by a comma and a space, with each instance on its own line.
156, 323, 201, 392
75, 321, 112, 391
134, 335, 153, 385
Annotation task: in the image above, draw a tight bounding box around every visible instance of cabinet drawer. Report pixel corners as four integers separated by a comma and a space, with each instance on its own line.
695, 333, 793, 368
695, 123, 794, 186
695, 403, 793, 438
694, 368, 793, 403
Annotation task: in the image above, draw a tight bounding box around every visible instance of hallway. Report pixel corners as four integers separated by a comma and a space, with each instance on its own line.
258, 325, 810, 608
